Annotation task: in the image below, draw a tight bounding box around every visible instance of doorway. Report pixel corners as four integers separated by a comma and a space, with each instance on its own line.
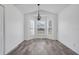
24, 14, 57, 40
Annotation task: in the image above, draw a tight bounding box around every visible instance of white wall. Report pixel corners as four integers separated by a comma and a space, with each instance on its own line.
58, 5, 79, 54
25, 10, 57, 40
0, 5, 4, 55
5, 5, 24, 54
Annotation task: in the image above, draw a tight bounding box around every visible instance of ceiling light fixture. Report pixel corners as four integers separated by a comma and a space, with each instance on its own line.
37, 4, 41, 21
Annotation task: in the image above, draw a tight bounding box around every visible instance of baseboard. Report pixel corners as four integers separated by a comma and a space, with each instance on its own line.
58, 39, 78, 55
6, 40, 25, 55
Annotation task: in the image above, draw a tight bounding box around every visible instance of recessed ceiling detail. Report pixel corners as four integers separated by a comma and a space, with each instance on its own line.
14, 4, 70, 14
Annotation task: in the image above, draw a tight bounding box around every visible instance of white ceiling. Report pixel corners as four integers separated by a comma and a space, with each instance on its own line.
14, 4, 70, 14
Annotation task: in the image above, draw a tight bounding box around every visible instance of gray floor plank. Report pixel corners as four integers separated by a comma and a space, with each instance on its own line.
8, 39, 77, 55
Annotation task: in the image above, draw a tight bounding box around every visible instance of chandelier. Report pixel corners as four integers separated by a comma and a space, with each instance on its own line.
37, 4, 41, 21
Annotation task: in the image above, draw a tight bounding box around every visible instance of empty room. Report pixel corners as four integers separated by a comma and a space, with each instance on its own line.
0, 4, 79, 55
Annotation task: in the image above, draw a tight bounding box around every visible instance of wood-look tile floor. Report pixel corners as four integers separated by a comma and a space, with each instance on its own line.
8, 38, 77, 55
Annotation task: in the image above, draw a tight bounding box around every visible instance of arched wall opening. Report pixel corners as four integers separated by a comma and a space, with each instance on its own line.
24, 10, 58, 40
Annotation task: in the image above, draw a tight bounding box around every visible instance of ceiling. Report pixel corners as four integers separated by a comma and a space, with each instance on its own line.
14, 4, 70, 14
